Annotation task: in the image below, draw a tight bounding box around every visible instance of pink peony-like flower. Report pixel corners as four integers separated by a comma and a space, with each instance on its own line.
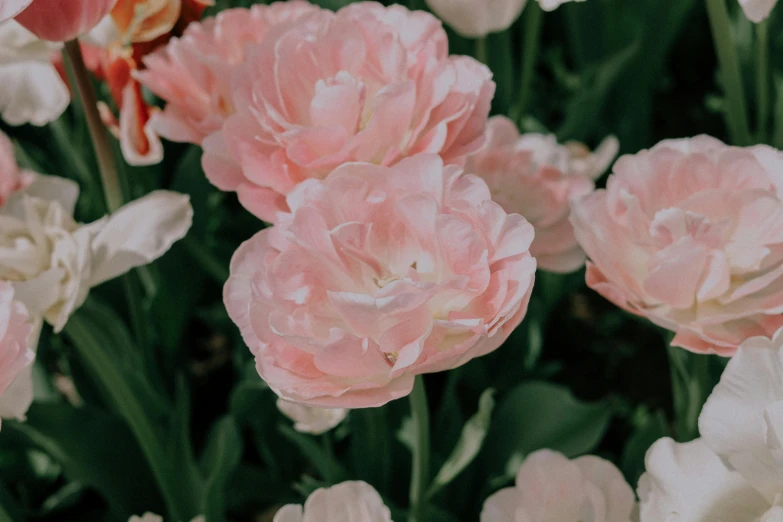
203, 1, 495, 223
0, 129, 33, 206
14, 0, 117, 42
224, 155, 536, 407
571, 135, 783, 355
0, 281, 34, 425
465, 116, 617, 273
136, 1, 320, 146
481, 450, 636, 522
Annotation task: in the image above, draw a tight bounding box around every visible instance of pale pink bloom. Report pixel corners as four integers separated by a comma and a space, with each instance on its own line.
136, 1, 320, 146
0, 128, 33, 206
482, 450, 636, 522
0, 20, 70, 126
425, 0, 527, 38
739, 0, 778, 22
639, 329, 783, 520
277, 398, 348, 435
224, 155, 535, 407
571, 136, 783, 355
204, 2, 495, 223
129, 514, 204, 522
465, 116, 617, 273
14, 0, 117, 42
537, 0, 587, 11
0, 281, 34, 429
273, 481, 392, 522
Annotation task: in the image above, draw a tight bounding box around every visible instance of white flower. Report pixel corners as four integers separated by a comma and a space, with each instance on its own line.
425, 0, 528, 38
481, 450, 636, 522
0, 177, 193, 332
0, 0, 32, 24
0, 281, 34, 428
537, 0, 587, 11
129, 514, 205, 522
738, 0, 778, 22
0, 20, 69, 126
639, 328, 783, 520
273, 481, 392, 522
276, 398, 348, 435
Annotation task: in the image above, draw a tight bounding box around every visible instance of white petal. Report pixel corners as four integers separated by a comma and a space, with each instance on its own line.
18, 174, 80, 214
638, 438, 769, 522
738, 0, 778, 22
273, 505, 304, 522
575, 455, 637, 522
300, 482, 392, 522
276, 398, 348, 435
699, 333, 783, 500
536, 0, 587, 11
0, 0, 32, 23
87, 191, 193, 287
128, 514, 164, 522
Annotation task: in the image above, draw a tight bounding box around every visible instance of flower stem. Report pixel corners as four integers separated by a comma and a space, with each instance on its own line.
516, 2, 542, 125
705, 0, 752, 146
408, 376, 431, 522
475, 37, 488, 65
63, 40, 123, 212
667, 342, 711, 441
756, 18, 770, 142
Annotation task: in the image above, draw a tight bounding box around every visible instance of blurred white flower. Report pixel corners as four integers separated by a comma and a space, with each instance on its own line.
738, 0, 778, 22
0, 281, 34, 428
0, 177, 193, 332
129, 514, 205, 522
0, 20, 69, 126
639, 328, 783, 520
277, 398, 348, 435
0, 1, 32, 24
274, 482, 392, 522
482, 449, 636, 522
425, 0, 528, 38
537, 0, 586, 11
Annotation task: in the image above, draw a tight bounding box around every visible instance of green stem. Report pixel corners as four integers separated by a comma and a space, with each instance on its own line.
756, 18, 770, 142
475, 37, 488, 65
64, 315, 183, 520
183, 235, 229, 284
705, 0, 752, 145
63, 40, 123, 212
516, 2, 543, 124
667, 342, 711, 441
407, 376, 431, 522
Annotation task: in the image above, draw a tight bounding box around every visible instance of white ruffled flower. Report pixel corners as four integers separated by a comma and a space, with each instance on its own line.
274, 481, 392, 522
0, 20, 69, 126
482, 450, 636, 522
639, 328, 783, 521
276, 398, 348, 435
738, 0, 778, 22
1, 177, 193, 332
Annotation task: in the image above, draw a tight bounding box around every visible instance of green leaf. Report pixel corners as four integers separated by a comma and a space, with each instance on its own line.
199, 418, 243, 522
6, 403, 161, 521
278, 424, 346, 484
482, 381, 612, 478
428, 389, 495, 498
621, 409, 669, 485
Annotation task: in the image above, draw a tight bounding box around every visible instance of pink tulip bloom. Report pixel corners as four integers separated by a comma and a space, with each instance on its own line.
15, 0, 117, 42
224, 155, 536, 407
203, 1, 495, 223
571, 136, 783, 355
0, 281, 34, 428
136, 1, 320, 146
465, 116, 617, 273
0, 130, 33, 206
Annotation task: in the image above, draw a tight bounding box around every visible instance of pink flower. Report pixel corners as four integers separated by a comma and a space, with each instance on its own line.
14, 0, 117, 42
0, 281, 34, 428
224, 155, 536, 407
0, 129, 33, 206
465, 116, 617, 273
136, 1, 320, 146
274, 481, 392, 522
571, 136, 783, 355
425, 0, 527, 38
482, 450, 636, 522
203, 2, 495, 223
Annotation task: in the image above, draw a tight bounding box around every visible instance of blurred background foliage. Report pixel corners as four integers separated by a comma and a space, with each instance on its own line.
0, 0, 778, 520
